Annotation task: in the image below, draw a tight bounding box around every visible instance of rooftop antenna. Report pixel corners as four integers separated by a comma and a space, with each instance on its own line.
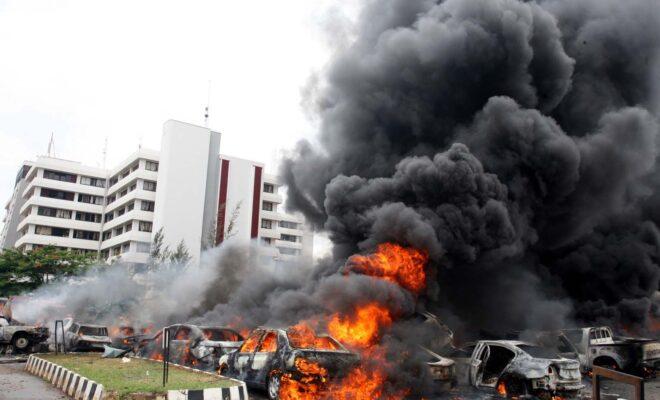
102, 137, 108, 169
204, 80, 211, 128
47, 132, 55, 157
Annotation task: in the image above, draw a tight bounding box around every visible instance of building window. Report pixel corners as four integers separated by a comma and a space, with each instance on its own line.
40, 188, 75, 201
78, 194, 103, 205
73, 230, 99, 241
112, 246, 120, 256
143, 181, 157, 192
139, 221, 152, 232
141, 200, 155, 212
280, 234, 298, 243
129, 183, 136, 192
101, 250, 109, 259
35, 225, 69, 237
43, 169, 77, 183
260, 237, 272, 246
117, 208, 125, 217
262, 201, 274, 211
261, 219, 273, 229
75, 211, 101, 223
136, 242, 151, 253
263, 183, 274, 193
279, 247, 300, 255
109, 177, 118, 187
279, 221, 298, 229
80, 176, 106, 188
122, 242, 130, 253
107, 195, 116, 204
105, 212, 114, 222
145, 161, 159, 171
37, 207, 72, 219
125, 222, 132, 232
127, 202, 134, 212
102, 231, 112, 241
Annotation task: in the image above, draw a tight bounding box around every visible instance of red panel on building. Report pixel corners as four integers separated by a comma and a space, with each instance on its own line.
215, 159, 230, 245
250, 166, 263, 238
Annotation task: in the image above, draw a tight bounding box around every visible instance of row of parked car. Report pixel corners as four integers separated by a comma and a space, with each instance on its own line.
34, 315, 660, 400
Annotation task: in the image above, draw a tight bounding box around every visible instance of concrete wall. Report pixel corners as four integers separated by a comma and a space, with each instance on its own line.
153, 120, 221, 262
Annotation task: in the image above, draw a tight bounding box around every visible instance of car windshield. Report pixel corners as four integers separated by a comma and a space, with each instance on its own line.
80, 326, 108, 336
519, 344, 559, 359
287, 324, 341, 350
202, 328, 243, 341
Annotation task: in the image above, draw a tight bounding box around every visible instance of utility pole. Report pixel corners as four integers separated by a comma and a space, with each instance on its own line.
102, 137, 108, 169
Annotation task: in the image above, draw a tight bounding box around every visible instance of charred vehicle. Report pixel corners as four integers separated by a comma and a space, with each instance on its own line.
0, 320, 49, 353
218, 326, 360, 400
563, 326, 660, 375
136, 324, 243, 371
64, 322, 112, 351
420, 346, 457, 390
109, 326, 148, 351
466, 340, 583, 399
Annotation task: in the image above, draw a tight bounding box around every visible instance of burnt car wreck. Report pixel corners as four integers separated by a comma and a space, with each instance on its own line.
465, 340, 584, 399
218, 325, 359, 400
136, 324, 244, 371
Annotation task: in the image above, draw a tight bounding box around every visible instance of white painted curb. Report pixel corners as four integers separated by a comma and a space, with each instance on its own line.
25, 354, 104, 400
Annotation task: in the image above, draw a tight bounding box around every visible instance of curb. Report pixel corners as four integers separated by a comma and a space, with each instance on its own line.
25, 354, 104, 400
134, 356, 249, 400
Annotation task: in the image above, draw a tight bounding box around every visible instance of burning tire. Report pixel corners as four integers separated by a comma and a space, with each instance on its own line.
268, 373, 281, 400
11, 334, 30, 351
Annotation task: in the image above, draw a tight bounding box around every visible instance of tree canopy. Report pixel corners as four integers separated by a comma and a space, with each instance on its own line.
0, 246, 94, 296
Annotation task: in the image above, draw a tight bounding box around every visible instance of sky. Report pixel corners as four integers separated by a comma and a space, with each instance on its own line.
0, 0, 358, 257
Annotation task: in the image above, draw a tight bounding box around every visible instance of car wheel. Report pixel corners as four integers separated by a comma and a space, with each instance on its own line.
268, 373, 281, 400
12, 334, 30, 351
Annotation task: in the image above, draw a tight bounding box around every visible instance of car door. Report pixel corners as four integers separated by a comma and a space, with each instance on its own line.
66, 323, 79, 349
170, 325, 192, 365
470, 343, 488, 386
469, 342, 489, 387
250, 330, 279, 385
234, 329, 264, 382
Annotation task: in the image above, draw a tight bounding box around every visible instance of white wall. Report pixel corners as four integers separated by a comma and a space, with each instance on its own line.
219, 155, 262, 244
153, 120, 221, 262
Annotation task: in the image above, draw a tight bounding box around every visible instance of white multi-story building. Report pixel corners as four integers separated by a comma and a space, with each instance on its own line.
215, 155, 313, 264
0, 120, 313, 265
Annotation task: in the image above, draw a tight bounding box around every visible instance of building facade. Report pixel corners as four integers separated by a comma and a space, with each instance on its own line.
0, 120, 313, 265
216, 155, 313, 264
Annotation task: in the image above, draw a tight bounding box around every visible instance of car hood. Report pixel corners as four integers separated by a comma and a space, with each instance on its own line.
200, 340, 243, 349
79, 335, 112, 343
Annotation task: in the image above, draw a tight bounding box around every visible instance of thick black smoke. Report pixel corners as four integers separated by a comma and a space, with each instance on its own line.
282, 0, 660, 334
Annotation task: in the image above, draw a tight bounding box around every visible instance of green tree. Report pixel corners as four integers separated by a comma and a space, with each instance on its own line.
0, 246, 93, 295
170, 240, 191, 265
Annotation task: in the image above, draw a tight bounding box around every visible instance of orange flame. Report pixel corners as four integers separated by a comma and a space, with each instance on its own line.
497, 380, 507, 396
288, 323, 341, 351
327, 303, 393, 349
345, 243, 428, 294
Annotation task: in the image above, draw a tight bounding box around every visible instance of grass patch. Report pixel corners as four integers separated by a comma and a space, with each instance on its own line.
40, 353, 234, 399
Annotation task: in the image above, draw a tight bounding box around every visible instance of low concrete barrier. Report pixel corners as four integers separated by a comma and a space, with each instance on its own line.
25, 354, 103, 400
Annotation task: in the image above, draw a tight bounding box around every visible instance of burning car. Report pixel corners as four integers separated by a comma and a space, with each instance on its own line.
109, 325, 150, 351
0, 320, 49, 353
136, 324, 243, 371
466, 340, 583, 398
64, 322, 112, 351
218, 325, 360, 400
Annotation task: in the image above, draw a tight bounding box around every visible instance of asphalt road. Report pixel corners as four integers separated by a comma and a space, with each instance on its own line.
0, 362, 68, 400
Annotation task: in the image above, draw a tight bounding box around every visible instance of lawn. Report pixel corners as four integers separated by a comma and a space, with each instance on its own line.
40, 353, 234, 399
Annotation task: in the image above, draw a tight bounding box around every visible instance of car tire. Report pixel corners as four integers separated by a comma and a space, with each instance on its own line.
12, 334, 30, 351
267, 372, 281, 400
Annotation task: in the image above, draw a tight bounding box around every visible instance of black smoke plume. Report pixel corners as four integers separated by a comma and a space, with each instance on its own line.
282, 0, 660, 335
